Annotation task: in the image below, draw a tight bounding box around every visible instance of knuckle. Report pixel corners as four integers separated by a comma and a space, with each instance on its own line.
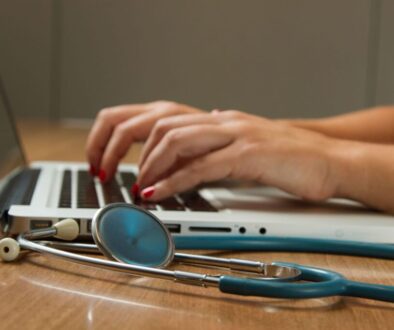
97, 107, 113, 120
239, 142, 261, 157
153, 118, 172, 137
163, 129, 182, 147
113, 122, 129, 138
224, 110, 244, 119
155, 100, 186, 116
152, 100, 178, 111
226, 121, 248, 133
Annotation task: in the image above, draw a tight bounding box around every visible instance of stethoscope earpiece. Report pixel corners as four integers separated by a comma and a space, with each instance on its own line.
53, 218, 79, 241
0, 237, 20, 262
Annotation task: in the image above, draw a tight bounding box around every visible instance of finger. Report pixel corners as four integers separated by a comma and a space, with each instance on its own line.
86, 105, 147, 173
140, 146, 235, 201
138, 112, 220, 168
138, 109, 245, 168
138, 125, 234, 188
99, 110, 173, 182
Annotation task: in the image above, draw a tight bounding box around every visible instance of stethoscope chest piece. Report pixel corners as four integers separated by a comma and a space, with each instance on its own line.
92, 203, 174, 268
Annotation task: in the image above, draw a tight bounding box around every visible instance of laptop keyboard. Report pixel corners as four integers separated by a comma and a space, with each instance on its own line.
0, 168, 41, 212
58, 170, 72, 208
20, 169, 41, 205
77, 171, 100, 208
58, 169, 218, 212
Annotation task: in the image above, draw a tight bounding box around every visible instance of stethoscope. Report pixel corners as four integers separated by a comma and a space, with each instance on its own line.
1, 203, 394, 303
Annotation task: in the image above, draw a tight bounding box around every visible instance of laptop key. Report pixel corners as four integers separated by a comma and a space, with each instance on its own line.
102, 179, 125, 204
58, 170, 71, 208
120, 172, 137, 189
159, 197, 185, 211
0, 168, 41, 210
20, 168, 41, 205
134, 197, 157, 210
179, 190, 218, 212
77, 170, 99, 208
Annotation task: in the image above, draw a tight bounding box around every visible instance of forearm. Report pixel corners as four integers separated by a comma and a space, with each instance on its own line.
281, 106, 394, 143
329, 140, 394, 213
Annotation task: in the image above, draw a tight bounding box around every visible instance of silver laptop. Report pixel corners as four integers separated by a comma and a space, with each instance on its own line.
1, 75, 394, 243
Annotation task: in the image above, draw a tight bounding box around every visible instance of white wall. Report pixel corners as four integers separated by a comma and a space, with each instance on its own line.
375, 0, 394, 105
2, 0, 393, 120
0, 0, 52, 118
58, 0, 371, 119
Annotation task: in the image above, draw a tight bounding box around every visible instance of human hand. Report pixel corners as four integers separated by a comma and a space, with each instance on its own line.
137, 110, 341, 201
85, 101, 203, 182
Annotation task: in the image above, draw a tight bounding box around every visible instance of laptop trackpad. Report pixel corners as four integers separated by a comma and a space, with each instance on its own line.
205, 182, 372, 214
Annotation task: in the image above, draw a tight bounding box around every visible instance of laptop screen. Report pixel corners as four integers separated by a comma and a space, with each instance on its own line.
0, 75, 25, 180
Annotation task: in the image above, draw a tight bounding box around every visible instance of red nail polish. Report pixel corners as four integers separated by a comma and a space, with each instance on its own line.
141, 186, 155, 199
89, 164, 97, 176
131, 183, 140, 196
99, 169, 106, 182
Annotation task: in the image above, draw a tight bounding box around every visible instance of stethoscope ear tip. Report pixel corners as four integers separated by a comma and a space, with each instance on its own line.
0, 237, 20, 262
53, 218, 79, 241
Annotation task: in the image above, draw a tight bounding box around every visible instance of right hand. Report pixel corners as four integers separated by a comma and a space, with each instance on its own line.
85, 100, 203, 182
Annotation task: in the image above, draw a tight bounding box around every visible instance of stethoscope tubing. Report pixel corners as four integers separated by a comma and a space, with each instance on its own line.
174, 236, 394, 259
174, 236, 394, 301
220, 264, 347, 299
220, 262, 394, 302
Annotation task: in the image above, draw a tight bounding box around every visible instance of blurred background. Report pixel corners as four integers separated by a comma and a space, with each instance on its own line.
0, 0, 393, 121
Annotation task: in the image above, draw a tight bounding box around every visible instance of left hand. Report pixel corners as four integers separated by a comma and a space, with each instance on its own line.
137, 110, 340, 202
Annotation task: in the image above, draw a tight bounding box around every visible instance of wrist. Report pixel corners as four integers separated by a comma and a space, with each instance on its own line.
325, 139, 368, 201
277, 118, 325, 131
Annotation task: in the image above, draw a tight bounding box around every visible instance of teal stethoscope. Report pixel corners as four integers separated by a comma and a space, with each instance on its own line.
1, 203, 394, 303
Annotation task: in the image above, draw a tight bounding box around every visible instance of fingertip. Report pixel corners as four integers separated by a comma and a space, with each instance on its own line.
140, 180, 176, 201
131, 183, 140, 197
141, 186, 155, 199
98, 169, 107, 182
99, 153, 121, 183
89, 164, 98, 176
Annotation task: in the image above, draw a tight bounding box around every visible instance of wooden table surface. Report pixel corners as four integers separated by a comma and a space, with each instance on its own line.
1, 120, 394, 330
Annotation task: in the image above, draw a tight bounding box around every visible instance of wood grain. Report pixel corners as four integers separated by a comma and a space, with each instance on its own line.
0, 120, 393, 330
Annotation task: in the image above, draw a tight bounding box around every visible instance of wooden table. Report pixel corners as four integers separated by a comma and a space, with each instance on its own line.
1, 120, 394, 330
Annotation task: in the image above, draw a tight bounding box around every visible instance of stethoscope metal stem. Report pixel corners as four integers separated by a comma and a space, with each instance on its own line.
23, 228, 57, 240
18, 236, 221, 288
174, 253, 299, 279
38, 241, 301, 280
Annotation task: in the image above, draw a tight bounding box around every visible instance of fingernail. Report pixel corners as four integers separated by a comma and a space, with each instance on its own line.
99, 169, 106, 182
131, 183, 140, 196
211, 109, 221, 114
89, 164, 97, 176
141, 186, 155, 199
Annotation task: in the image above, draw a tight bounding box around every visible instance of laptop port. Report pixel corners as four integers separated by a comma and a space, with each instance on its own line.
30, 220, 52, 230
189, 226, 231, 233
259, 227, 267, 234
165, 224, 181, 233
87, 220, 92, 233
71, 219, 81, 233
238, 227, 246, 234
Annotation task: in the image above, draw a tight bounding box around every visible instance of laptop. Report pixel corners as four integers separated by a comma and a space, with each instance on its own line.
1, 74, 394, 243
